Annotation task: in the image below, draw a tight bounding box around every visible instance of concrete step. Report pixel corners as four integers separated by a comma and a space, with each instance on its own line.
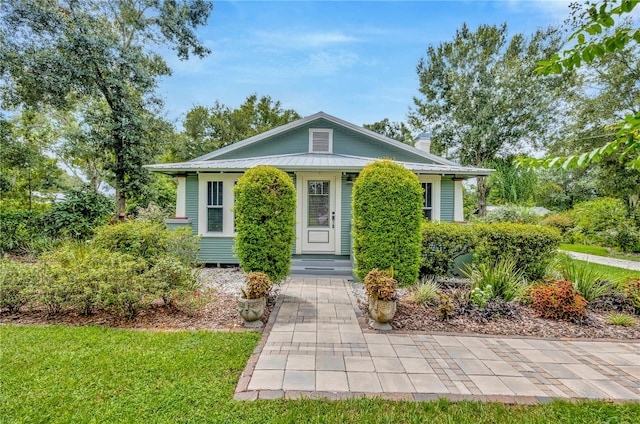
290, 258, 353, 278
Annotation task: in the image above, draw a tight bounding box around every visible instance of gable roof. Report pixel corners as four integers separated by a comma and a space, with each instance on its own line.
191, 111, 459, 167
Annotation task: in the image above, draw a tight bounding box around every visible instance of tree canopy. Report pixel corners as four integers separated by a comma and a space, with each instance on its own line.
0, 0, 212, 217
409, 23, 571, 215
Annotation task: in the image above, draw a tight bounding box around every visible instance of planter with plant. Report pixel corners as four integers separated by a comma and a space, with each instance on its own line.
364, 268, 397, 330
238, 272, 272, 328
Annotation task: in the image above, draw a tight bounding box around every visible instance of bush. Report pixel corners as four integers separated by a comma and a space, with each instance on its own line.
0, 259, 35, 312
234, 166, 296, 282
541, 213, 575, 239
420, 221, 476, 276
481, 205, 540, 224
241, 272, 273, 299
0, 210, 47, 254
92, 221, 199, 266
44, 188, 113, 240
572, 197, 627, 237
412, 277, 440, 305
363, 268, 397, 301
462, 258, 525, 302
599, 222, 640, 253
352, 160, 423, 285
473, 223, 561, 281
145, 257, 201, 306
623, 277, 640, 315
528, 279, 587, 322
554, 255, 613, 302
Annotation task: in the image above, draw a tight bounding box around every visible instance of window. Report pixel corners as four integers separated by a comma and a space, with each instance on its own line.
421, 182, 433, 220
309, 129, 333, 153
207, 181, 223, 232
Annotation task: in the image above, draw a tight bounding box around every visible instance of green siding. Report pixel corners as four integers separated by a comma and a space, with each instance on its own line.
441, 179, 454, 222
186, 174, 199, 233
340, 175, 352, 255
199, 237, 237, 264
213, 118, 435, 164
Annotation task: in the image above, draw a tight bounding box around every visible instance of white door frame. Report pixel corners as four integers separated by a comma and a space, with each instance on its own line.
295, 172, 342, 255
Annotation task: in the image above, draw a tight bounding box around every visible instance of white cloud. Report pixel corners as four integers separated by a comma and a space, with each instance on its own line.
253, 30, 358, 50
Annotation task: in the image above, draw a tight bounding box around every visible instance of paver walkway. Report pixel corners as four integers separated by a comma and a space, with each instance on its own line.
560, 250, 640, 272
235, 278, 640, 403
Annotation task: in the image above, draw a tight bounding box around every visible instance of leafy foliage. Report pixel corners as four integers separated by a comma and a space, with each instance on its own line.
0, 259, 35, 312
410, 23, 570, 215
234, 166, 296, 282
528, 279, 588, 322
554, 255, 614, 302
412, 277, 441, 306
44, 188, 113, 240
623, 277, 640, 314
420, 221, 477, 276
0, 210, 47, 254
463, 259, 526, 302
480, 205, 541, 225
0, 0, 212, 216
352, 160, 423, 285
363, 118, 414, 145
241, 272, 273, 300
473, 223, 561, 280
363, 268, 397, 301
606, 313, 637, 326
524, 0, 640, 170
170, 95, 301, 162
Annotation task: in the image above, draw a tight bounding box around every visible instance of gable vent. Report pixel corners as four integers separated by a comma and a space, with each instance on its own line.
310, 129, 333, 153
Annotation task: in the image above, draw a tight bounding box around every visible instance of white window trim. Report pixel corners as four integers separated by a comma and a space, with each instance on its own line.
418, 175, 441, 221
308, 128, 333, 154
198, 173, 238, 237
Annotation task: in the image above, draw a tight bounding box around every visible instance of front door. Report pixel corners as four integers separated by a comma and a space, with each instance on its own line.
301, 176, 336, 253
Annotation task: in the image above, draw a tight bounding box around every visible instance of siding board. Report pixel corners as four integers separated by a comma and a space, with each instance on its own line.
441, 179, 454, 222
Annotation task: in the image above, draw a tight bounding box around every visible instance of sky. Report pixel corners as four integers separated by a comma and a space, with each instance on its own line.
157, 0, 574, 129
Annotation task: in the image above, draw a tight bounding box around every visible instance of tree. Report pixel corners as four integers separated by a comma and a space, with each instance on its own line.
409, 24, 571, 216
526, 0, 640, 169
0, 0, 212, 217
363, 118, 413, 145
169, 94, 301, 161
486, 158, 537, 206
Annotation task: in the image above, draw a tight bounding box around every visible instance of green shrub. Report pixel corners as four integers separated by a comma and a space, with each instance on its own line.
145, 258, 201, 306
623, 277, 640, 314
234, 166, 296, 282
606, 313, 637, 326
363, 268, 397, 301
0, 210, 47, 254
420, 221, 476, 276
92, 221, 199, 266
462, 258, 525, 302
352, 160, 423, 285
44, 188, 113, 240
469, 286, 493, 308
0, 259, 36, 312
481, 205, 540, 224
541, 213, 575, 239
528, 279, 587, 322
554, 255, 613, 302
473, 223, 561, 281
600, 222, 640, 253
571, 197, 627, 237
412, 277, 440, 305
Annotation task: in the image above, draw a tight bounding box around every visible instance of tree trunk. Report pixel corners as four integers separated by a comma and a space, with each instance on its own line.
477, 176, 487, 217
115, 188, 126, 221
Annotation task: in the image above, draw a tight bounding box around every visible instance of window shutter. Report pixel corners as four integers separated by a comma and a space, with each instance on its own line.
311, 131, 330, 153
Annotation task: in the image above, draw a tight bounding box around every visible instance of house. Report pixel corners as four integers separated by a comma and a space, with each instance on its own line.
145, 112, 491, 275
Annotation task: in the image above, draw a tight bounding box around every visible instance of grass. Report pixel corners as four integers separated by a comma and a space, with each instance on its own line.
569, 259, 640, 285
560, 244, 640, 263
606, 313, 637, 326
3, 325, 639, 423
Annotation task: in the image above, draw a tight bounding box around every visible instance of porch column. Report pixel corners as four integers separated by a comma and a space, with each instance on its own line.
454, 178, 464, 222
176, 175, 187, 218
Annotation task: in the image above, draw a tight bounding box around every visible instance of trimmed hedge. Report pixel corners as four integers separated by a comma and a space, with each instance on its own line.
421, 221, 476, 276
473, 223, 561, 281
352, 160, 423, 286
234, 166, 296, 282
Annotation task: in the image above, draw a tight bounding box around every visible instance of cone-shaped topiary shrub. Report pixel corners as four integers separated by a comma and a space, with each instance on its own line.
234, 166, 296, 281
352, 160, 423, 286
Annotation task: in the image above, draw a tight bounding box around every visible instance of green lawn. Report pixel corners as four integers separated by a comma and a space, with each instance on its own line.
568, 258, 640, 284
560, 244, 640, 263
2, 325, 639, 423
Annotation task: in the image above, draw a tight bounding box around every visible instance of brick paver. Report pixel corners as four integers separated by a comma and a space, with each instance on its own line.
235, 278, 640, 403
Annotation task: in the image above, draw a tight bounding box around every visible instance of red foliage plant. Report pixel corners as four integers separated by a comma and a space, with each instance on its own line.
528, 279, 587, 321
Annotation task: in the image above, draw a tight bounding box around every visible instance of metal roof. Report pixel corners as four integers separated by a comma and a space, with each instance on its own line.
144, 153, 492, 177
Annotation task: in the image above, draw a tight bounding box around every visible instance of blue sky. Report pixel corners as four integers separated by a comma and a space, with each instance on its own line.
158, 0, 573, 129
